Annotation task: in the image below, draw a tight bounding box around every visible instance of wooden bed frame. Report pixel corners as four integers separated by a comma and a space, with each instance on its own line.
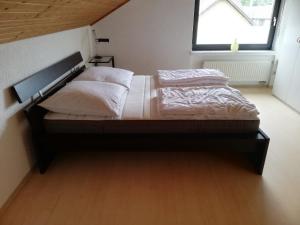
12, 52, 270, 175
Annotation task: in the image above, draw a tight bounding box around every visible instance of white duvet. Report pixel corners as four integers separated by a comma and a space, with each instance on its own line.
158, 69, 228, 86
157, 86, 259, 120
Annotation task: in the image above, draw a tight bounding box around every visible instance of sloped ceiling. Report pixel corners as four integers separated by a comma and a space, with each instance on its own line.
0, 0, 129, 44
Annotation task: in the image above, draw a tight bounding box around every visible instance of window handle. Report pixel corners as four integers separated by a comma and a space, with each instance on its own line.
297, 37, 300, 44
273, 17, 277, 27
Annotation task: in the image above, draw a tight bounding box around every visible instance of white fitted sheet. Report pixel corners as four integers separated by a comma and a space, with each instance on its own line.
44, 75, 259, 121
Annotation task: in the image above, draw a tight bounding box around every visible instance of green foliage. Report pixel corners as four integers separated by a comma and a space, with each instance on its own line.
240, 0, 273, 6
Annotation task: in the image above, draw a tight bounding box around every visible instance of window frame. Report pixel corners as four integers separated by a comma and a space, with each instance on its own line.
192, 0, 282, 51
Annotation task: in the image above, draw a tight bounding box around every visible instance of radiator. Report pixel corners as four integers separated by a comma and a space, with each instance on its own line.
203, 61, 273, 85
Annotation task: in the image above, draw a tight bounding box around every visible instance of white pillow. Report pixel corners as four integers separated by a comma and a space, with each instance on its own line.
39, 81, 128, 117
74, 66, 134, 89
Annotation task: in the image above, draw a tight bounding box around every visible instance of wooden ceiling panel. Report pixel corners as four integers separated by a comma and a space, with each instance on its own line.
0, 0, 129, 44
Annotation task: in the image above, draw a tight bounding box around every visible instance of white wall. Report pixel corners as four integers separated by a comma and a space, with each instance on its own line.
93, 0, 195, 75
0, 26, 92, 208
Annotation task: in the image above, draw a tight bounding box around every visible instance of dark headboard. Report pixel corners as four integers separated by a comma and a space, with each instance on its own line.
12, 52, 83, 103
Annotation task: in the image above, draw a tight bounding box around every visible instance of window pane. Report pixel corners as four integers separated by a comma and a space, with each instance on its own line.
197, 0, 276, 45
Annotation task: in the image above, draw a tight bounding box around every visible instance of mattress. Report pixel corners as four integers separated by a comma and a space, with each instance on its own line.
44, 75, 260, 134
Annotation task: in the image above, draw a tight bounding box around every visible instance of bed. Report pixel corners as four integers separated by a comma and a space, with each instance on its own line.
12, 52, 269, 174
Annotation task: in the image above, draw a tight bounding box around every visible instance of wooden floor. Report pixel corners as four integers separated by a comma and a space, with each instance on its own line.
1, 87, 300, 225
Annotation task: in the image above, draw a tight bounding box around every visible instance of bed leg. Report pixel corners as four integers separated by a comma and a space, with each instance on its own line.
37, 150, 54, 174
35, 140, 54, 174
255, 130, 270, 175
37, 158, 51, 174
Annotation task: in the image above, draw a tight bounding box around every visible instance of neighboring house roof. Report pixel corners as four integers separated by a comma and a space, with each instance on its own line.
199, 0, 221, 15
227, 0, 273, 19
200, 0, 272, 25
196, 0, 263, 45
226, 0, 254, 25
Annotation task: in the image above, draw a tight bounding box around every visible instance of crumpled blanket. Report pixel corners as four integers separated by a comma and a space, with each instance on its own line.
157, 86, 259, 120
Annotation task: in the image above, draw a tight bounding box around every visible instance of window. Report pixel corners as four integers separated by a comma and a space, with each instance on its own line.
192, 0, 281, 50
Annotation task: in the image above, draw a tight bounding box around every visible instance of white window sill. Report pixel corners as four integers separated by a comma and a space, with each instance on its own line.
190, 50, 276, 56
